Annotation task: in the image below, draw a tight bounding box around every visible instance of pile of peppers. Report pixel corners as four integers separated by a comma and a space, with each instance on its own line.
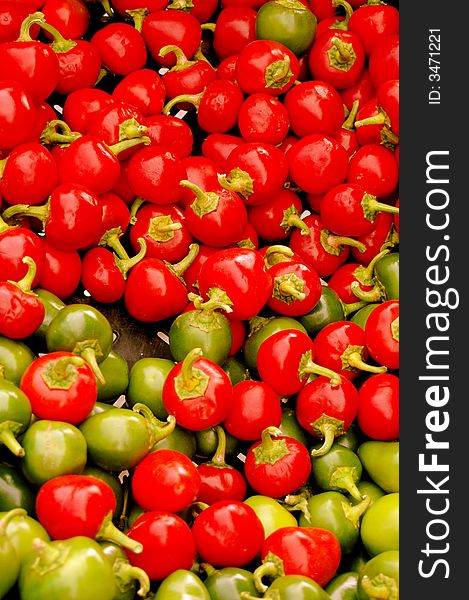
0, 0, 400, 598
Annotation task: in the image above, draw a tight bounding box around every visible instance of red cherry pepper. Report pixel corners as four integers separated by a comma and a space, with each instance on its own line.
201, 133, 243, 170
244, 426, 312, 498
129, 202, 193, 263
197, 247, 273, 321
223, 379, 282, 441
0, 142, 58, 206
62, 87, 114, 134
182, 243, 219, 295
283, 80, 345, 138
354, 98, 395, 147
312, 320, 388, 382
91, 21, 147, 76
235, 39, 300, 96
327, 262, 375, 305
20, 350, 97, 424
111, 0, 168, 18
331, 99, 360, 159
287, 134, 349, 196
259, 527, 341, 588
348, 1, 399, 56
141, 9, 202, 68
179, 155, 220, 208
123, 243, 199, 322
196, 425, 247, 505
237, 93, 290, 145
143, 114, 194, 159
368, 33, 399, 90
357, 372, 399, 441
211, 4, 257, 60
181, 180, 248, 248
264, 246, 322, 317
350, 211, 396, 265
162, 347, 234, 431
37, 238, 82, 299
112, 68, 167, 118
295, 371, 359, 457
2, 182, 102, 251
191, 500, 265, 568
346, 143, 399, 198
0, 80, 36, 151
42, 0, 90, 40
36, 474, 142, 553
0, 256, 45, 339
219, 141, 289, 206
87, 101, 147, 152
0, 216, 44, 286
216, 54, 239, 82
289, 214, 366, 278
340, 67, 376, 112
365, 299, 399, 370
0, 1, 40, 44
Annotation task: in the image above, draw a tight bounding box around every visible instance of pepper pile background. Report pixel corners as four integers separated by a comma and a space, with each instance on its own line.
0, 0, 400, 598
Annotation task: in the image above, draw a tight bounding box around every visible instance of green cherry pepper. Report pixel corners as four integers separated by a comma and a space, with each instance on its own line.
351, 252, 399, 304
350, 481, 385, 507
279, 407, 310, 446
0, 463, 36, 514
127, 357, 175, 420
222, 356, 251, 386
32, 287, 66, 341
357, 550, 399, 600
79, 403, 176, 471
96, 350, 129, 403
100, 542, 150, 600
0, 336, 35, 386
244, 495, 298, 538
243, 316, 307, 370
151, 424, 197, 458
325, 571, 359, 600
19, 536, 119, 600
45, 303, 114, 384
298, 286, 365, 336
311, 442, 364, 501
246, 574, 332, 600
357, 441, 399, 493
153, 569, 211, 599
195, 426, 238, 458
169, 293, 233, 365
0, 509, 49, 566
255, 0, 318, 56
20, 419, 88, 486
349, 304, 380, 329
299, 491, 371, 555
0, 379, 32, 458
360, 493, 399, 557
203, 564, 261, 600
335, 424, 361, 453
0, 508, 25, 598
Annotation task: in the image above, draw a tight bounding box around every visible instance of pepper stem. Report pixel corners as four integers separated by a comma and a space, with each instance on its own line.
97, 511, 143, 554
201, 22, 216, 32
181, 347, 204, 387
278, 281, 305, 301
2, 202, 49, 226
0, 422, 26, 457
187, 292, 233, 314
115, 238, 147, 279
218, 168, 254, 200
360, 574, 399, 599
298, 350, 342, 387
342, 300, 368, 317
40, 119, 81, 146
99, 227, 130, 261
310, 419, 343, 458
264, 245, 294, 266
344, 349, 388, 374
80, 347, 106, 386
129, 197, 145, 224
330, 466, 363, 501
253, 552, 285, 594
99, 0, 114, 17
200, 563, 218, 577
284, 213, 310, 235
350, 281, 384, 303
0, 508, 27, 535
109, 136, 151, 156
354, 247, 391, 285
114, 560, 150, 598
333, 0, 354, 25
125, 9, 148, 33
132, 403, 177, 446
170, 243, 200, 278
210, 425, 229, 466
342, 99, 360, 131
159, 44, 193, 68
163, 91, 204, 115
342, 494, 371, 526
16, 256, 37, 292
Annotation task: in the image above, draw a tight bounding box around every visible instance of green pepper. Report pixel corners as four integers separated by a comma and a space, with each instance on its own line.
325, 571, 359, 600
19, 536, 119, 600
255, 0, 317, 56
195, 426, 238, 458
0, 509, 49, 566
279, 407, 310, 446
243, 315, 307, 370
350, 481, 385, 507
299, 491, 371, 555
0, 379, 32, 458
32, 288, 65, 341
357, 441, 399, 493
88, 401, 116, 417
349, 304, 380, 329
360, 493, 399, 557
244, 495, 298, 538
151, 424, 197, 458
241, 574, 331, 600
79, 403, 176, 471
222, 356, 251, 386
96, 350, 130, 403
126, 357, 175, 420
0, 336, 35, 386
20, 419, 87, 486
357, 550, 399, 600
203, 564, 261, 600
0, 463, 36, 515
298, 286, 365, 336
45, 303, 114, 384
311, 442, 364, 501
374, 252, 399, 300
100, 542, 150, 600
335, 424, 361, 453
154, 569, 211, 599
169, 295, 233, 365
0, 508, 25, 598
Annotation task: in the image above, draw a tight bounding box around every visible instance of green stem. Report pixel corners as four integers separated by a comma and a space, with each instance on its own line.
170, 243, 200, 278
0, 425, 26, 458
0, 508, 27, 535
342, 299, 368, 317
99, 0, 114, 17
253, 553, 285, 594
322, 229, 367, 255
298, 350, 342, 387
109, 136, 151, 157
187, 292, 233, 314
350, 281, 384, 303
181, 348, 204, 387
346, 350, 388, 374
264, 245, 294, 266
159, 44, 194, 69
2, 202, 49, 225
40, 119, 81, 146
125, 9, 148, 33
333, 0, 354, 26
201, 22, 216, 32
210, 426, 229, 466
0, 214, 13, 233
97, 511, 143, 554
129, 197, 145, 225
342, 99, 360, 131
16, 256, 37, 292
80, 347, 106, 386
284, 214, 310, 235
17, 11, 44, 41
132, 403, 176, 446
114, 561, 150, 598
99, 227, 130, 261
354, 247, 391, 285
333, 37, 352, 63
278, 281, 305, 301
200, 563, 217, 577
115, 238, 147, 279
163, 91, 203, 115
310, 422, 341, 458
